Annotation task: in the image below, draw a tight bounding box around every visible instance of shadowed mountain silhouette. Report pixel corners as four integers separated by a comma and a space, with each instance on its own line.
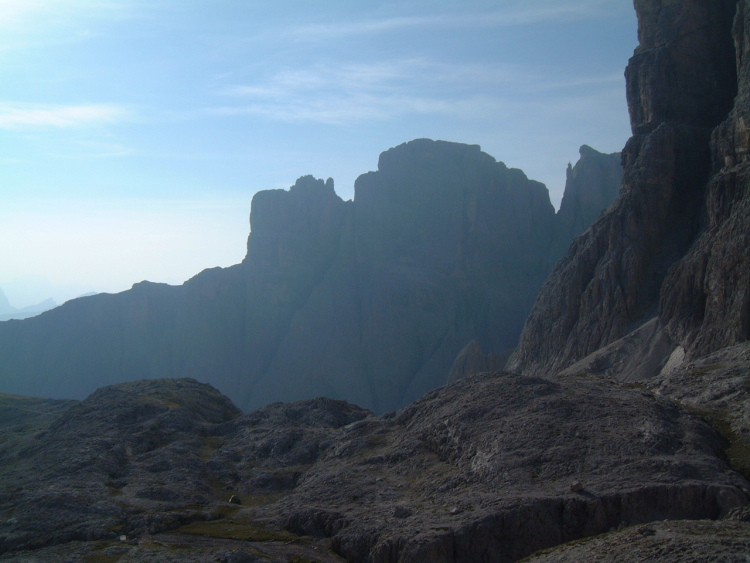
0, 140, 620, 413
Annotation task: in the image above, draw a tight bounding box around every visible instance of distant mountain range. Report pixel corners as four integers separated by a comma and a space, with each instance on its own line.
0, 140, 620, 412
0, 287, 57, 321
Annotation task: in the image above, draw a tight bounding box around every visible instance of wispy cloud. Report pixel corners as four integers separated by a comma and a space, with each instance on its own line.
287, 0, 625, 40
47, 137, 136, 159
0, 0, 129, 27
0, 0, 136, 53
211, 60, 448, 124
0, 102, 129, 130
209, 58, 621, 125
212, 93, 452, 124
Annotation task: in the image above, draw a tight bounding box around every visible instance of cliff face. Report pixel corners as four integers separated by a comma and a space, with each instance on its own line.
249, 141, 558, 412
0, 139, 619, 413
508, 0, 740, 376
549, 145, 623, 263
660, 0, 750, 357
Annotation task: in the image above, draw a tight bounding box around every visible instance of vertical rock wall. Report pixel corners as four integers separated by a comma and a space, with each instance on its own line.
508, 0, 738, 376
661, 0, 750, 357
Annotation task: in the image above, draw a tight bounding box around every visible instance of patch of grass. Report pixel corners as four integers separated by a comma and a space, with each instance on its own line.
709, 416, 750, 480
200, 436, 224, 461
177, 516, 298, 542
621, 382, 651, 392
135, 539, 213, 554
558, 371, 597, 381
366, 434, 390, 448
685, 363, 729, 378
685, 406, 750, 481
83, 554, 123, 563
212, 503, 242, 518
105, 524, 126, 535
518, 527, 621, 561
236, 493, 282, 507
272, 464, 312, 475
105, 481, 124, 497
137, 395, 182, 410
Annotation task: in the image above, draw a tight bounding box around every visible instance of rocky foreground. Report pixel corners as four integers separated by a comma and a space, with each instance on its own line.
1, 372, 750, 562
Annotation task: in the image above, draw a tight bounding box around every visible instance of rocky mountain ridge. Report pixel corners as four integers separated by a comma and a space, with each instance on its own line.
0, 287, 57, 322
502, 0, 750, 557
5, 0, 750, 561
0, 140, 620, 414
508, 0, 742, 377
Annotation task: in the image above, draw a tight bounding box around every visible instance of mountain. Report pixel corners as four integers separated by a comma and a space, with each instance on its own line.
0, 287, 12, 314
550, 145, 622, 261
502, 1, 750, 556
4, 1, 750, 562
507, 0, 741, 378
0, 139, 620, 413
0, 286, 57, 322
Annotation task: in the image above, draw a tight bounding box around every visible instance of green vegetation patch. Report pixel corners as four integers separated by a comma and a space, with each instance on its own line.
83, 552, 124, 563
234, 493, 282, 507
518, 527, 620, 561
709, 415, 750, 481
177, 515, 298, 542
200, 436, 225, 461
684, 405, 750, 481
365, 433, 390, 448
137, 395, 182, 410
83, 557, 121, 563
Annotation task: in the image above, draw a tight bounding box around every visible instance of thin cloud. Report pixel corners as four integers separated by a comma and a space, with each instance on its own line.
0, 0, 129, 27
0, 0, 61, 24
0, 102, 129, 130
50, 137, 136, 159
0, 0, 136, 53
288, 0, 625, 40
212, 61, 448, 124
538, 72, 625, 91
212, 93, 452, 124
210, 58, 620, 125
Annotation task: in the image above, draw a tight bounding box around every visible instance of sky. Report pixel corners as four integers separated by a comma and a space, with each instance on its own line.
0, 0, 637, 309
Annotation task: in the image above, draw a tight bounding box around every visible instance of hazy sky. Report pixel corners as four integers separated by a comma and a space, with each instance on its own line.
1, 0, 636, 308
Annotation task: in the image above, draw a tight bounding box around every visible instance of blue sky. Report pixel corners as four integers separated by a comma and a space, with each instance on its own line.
0, 0, 636, 308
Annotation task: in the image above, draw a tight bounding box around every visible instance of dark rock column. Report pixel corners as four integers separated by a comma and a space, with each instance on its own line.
661, 0, 750, 357
508, 0, 738, 376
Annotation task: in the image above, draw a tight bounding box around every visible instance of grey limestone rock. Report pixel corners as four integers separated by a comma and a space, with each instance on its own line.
551, 145, 623, 263
524, 519, 750, 562
508, 0, 740, 377
1, 375, 747, 562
